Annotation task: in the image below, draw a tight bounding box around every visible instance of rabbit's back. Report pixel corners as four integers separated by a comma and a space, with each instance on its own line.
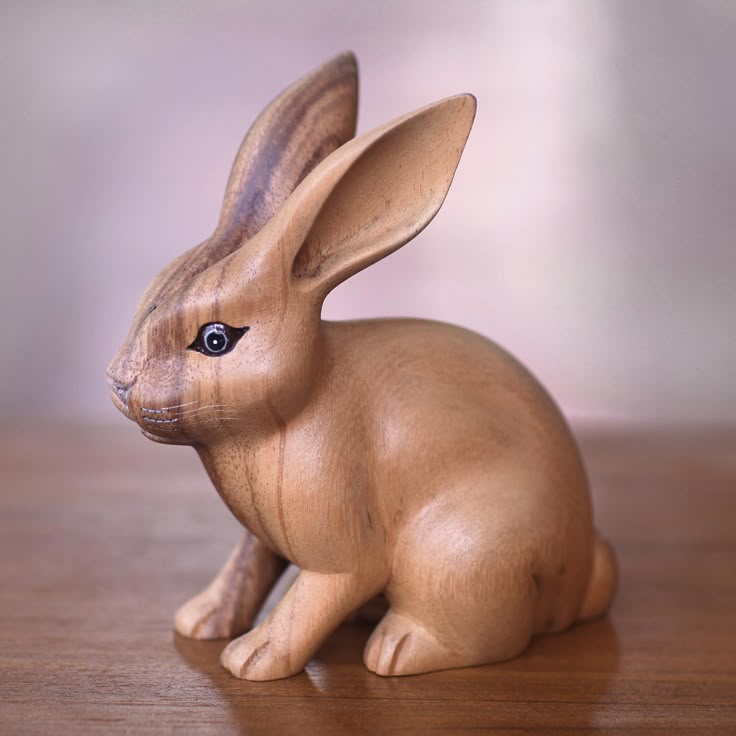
323, 316, 586, 492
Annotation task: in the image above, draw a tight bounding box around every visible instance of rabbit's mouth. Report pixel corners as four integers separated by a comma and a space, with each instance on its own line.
106, 375, 186, 444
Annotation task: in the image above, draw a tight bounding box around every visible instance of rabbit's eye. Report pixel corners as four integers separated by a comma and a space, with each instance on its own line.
188, 322, 249, 357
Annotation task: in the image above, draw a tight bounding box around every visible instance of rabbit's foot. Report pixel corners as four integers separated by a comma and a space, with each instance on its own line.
220, 625, 295, 681
175, 589, 246, 640
364, 611, 458, 676
221, 570, 383, 680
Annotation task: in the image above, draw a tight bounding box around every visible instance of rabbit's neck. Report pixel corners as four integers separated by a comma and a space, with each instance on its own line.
192, 379, 387, 575
195, 431, 293, 557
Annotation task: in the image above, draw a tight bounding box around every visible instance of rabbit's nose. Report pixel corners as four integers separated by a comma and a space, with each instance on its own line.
106, 374, 136, 406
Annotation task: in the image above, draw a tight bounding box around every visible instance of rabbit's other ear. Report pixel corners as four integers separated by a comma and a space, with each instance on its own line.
283, 94, 475, 298
217, 52, 358, 244
129, 54, 357, 322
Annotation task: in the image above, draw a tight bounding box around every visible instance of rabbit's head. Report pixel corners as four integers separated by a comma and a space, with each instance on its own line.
107, 54, 358, 442
108, 54, 476, 446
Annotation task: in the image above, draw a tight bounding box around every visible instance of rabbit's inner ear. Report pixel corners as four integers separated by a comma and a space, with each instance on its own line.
287, 94, 476, 298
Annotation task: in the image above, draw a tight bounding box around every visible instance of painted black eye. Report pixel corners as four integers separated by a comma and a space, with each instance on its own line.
187, 322, 249, 357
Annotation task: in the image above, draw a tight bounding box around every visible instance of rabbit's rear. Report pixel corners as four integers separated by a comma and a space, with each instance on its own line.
319, 317, 601, 674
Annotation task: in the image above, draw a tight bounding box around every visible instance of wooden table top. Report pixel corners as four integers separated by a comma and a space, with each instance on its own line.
0, 422, 734, 734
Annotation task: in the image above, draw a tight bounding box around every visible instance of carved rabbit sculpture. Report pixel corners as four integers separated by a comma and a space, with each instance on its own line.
107, 53, 616, 681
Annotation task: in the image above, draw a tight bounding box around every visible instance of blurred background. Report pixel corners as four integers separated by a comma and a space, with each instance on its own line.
1, 0, 734, 425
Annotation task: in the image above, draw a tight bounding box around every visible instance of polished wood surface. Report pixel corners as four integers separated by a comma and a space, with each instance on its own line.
0, 423, 733, 733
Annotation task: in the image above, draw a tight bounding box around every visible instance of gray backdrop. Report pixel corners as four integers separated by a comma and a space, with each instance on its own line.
1, 0, 734, 423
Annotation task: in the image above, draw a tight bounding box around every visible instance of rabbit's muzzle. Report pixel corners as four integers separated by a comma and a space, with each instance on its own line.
107, 374, 135, 417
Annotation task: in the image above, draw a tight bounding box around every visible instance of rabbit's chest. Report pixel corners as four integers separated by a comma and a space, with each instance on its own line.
197, 438, 381, 570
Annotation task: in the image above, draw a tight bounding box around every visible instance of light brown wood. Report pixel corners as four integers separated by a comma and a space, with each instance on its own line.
1, 424, 734, 734
106, 55, 616, 681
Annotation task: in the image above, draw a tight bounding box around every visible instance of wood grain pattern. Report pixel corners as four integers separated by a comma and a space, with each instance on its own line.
108, 52, 358, 385
105, 56, 616, 681
0, 423, 733, 734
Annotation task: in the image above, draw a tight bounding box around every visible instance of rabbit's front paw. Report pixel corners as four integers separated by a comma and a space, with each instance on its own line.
175, 590, 245, 640
220, 626, 295, 681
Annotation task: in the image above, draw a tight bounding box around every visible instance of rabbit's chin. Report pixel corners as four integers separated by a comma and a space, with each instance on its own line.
139, 426, 189, 446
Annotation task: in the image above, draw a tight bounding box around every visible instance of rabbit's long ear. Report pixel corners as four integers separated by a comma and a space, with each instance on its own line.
217, 52, 358, 243
279, 94, 475, 299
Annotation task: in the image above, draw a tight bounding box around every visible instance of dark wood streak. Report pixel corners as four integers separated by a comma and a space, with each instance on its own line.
247, 464, 280, 555
271, 229, 292, 345
231, 531, 255, 592
220, 55, 358, 240
266, 397, 295, 562
196, 445, 268, 549
293, 132, 346, 190
532, 573, 542, 592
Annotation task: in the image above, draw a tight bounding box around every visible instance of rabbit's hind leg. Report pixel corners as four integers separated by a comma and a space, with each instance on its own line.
364, 575, 536, 678
367, 517, 539, 676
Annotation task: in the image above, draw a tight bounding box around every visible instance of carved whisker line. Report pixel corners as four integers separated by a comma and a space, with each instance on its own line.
140, 403, 232, 419
140, 401, 198, 414
141, 416, 239, 433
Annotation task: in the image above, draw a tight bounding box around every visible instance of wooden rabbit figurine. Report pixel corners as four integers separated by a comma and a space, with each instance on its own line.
107, 53, 616, 681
